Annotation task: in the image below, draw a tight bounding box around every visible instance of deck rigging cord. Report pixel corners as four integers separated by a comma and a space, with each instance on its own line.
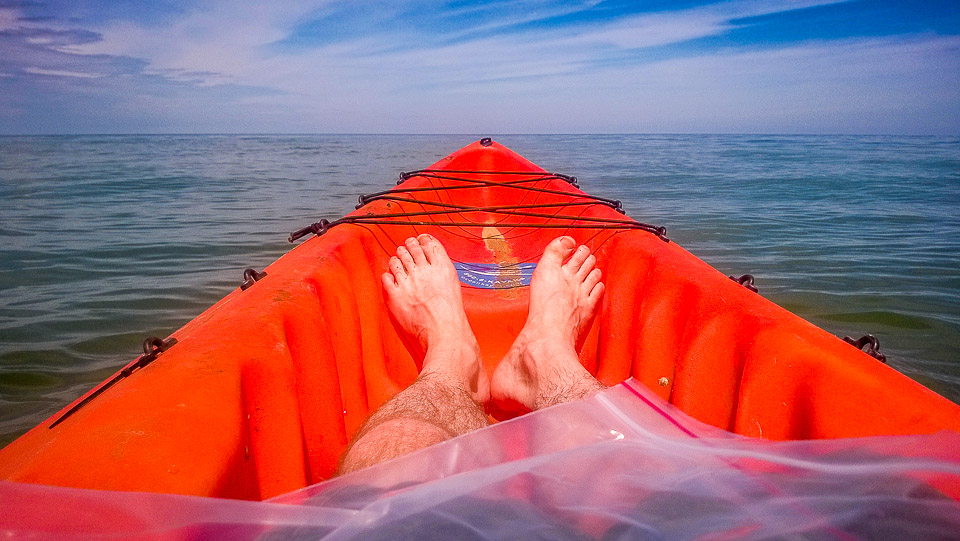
49, 337, 177, 429
289, 169, 669, 243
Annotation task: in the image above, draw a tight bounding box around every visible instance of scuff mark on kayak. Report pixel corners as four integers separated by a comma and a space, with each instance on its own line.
481, 226, 524, 298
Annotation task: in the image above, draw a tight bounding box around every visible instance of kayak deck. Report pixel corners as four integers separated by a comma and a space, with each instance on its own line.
1, 140, 958, 500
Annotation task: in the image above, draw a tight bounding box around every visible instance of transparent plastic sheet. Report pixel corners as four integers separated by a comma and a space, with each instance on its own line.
3, 379, 960, 540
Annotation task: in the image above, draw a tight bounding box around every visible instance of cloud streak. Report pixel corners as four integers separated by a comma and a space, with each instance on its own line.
24, 66, 101, 78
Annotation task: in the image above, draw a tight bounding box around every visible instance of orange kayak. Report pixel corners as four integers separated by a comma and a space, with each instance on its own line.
1, 139, 958, 500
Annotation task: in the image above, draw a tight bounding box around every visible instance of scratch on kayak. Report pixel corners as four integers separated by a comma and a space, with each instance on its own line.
481, 226, 512, 262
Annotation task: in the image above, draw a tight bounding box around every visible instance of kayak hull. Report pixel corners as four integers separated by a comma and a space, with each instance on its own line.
2, 140, 958, 500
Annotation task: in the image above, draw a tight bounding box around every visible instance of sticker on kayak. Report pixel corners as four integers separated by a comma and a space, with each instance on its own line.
454, 262, 536, 289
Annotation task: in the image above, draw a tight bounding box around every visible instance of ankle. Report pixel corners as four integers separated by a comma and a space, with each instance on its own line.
422, 337, 480, 374
423, 323, 477, 352
521, 314, 577, 347
533, 368, 604, 409
517, 333, 577, 366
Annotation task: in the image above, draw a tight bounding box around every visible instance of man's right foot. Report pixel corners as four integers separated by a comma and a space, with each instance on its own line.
491, 236, 606, 413
382, 234, 489, 404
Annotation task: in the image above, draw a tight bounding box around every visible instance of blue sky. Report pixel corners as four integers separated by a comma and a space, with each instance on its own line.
0, 0, 957, 134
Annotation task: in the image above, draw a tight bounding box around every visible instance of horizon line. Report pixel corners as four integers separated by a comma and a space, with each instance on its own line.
1, 132, 957, 138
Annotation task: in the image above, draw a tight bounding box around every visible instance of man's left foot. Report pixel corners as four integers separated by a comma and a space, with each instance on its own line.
491, 236, 605, 413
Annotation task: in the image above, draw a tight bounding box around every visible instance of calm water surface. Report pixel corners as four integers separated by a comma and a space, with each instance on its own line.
1, 135, 958, 446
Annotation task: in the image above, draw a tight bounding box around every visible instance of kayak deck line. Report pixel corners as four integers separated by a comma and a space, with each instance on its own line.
396, 169, 613, 208
290, 168, 668, 243
47, 337, 178, 429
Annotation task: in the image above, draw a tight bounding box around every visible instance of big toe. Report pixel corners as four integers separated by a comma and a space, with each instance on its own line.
417, 233, 449, 264
540, 236, 576, 267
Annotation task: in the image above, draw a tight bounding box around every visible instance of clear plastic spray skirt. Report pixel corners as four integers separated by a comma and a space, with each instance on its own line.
3, 379, 960, 539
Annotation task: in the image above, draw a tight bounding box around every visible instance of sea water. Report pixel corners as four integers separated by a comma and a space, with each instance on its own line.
1, 134, 958, 447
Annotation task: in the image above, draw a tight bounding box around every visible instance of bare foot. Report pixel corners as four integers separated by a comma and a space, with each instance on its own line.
383, 234, 489, 403
491, 236, 605, 413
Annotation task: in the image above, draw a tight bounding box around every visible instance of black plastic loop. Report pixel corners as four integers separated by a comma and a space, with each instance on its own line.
654, 226, 669, 242
240, 268, 267, 291
356, 194, 368, 209
480, 137, 493, 146
122, 336, 178, 376
143, 336, 166, 355
729, 274, 758, 293
551, 173, 579, 187
843, 334, 887, 363
288, 219, 332, 243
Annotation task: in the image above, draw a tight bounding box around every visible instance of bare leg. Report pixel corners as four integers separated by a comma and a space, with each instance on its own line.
492, 236, 606, 413
339, 234, 490, 474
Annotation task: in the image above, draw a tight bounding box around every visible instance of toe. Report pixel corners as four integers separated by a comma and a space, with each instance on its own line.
576, 254, 597, 280
587, 280, 605, 307
381, 271, 398, 291
540, 236, 576, 267
388, 256, 406, 280
577, 254, 597, 280
564, 245, 590, 273
405, 237, 427, 265
583, 267, 602, 293
417, 233, 446, 264
397, 246, 416, 271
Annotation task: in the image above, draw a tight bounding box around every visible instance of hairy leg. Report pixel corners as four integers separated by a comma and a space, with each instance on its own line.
492, 236, 606, 413
339, 234, 490, 474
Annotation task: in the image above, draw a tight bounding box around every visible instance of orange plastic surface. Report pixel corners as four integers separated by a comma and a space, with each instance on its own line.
2, 140, 958, 500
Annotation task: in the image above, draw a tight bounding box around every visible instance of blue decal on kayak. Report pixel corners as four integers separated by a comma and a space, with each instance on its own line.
454, 262, 536, 289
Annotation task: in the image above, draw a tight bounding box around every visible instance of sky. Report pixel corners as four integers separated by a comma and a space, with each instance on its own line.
0, 0, 958, 134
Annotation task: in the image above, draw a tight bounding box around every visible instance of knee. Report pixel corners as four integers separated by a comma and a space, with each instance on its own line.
339, 418, 451, 474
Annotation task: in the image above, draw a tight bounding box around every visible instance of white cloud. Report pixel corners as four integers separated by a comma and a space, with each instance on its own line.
25, 67, 103, 78
61, 1, 337, 86
544, 35, 960, 134
570, 13, 731, 49
61, 0, 849, 91
0, 7, 19, 32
